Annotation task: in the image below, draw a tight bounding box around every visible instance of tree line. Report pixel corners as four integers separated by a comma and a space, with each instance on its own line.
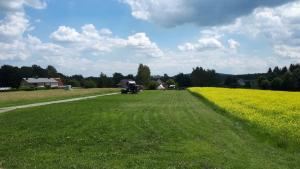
0, 63, 299, 91
257, 64, 300, 91
0, 64, 153, 89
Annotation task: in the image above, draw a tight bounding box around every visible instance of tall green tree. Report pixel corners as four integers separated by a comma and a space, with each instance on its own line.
136, 64, 151, 86
0, 65, 21, 88
112, 72, 124, 86
46, 65, 58, 77
271, 77, 283, 90
174, 73, 191, 88
191, 67, 218, 87
32, 65, 47, 77
98, 73, 113, 88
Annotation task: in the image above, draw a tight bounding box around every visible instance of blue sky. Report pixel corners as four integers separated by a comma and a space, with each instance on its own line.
0, 0, 300, 76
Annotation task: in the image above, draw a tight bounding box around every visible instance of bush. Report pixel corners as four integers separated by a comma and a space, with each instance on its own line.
68, 79, 81, 87
166, 79, 176, 86
147, 81, 159, 90
83, 80, 97, 88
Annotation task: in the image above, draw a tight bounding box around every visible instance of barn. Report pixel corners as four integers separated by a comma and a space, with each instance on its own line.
20, 78, 64, 88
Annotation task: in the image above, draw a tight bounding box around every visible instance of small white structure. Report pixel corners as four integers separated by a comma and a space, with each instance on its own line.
0, 87, 12, 91
65, 85, 72, 90
169, 85, 176, 89
157, 84, 165, 90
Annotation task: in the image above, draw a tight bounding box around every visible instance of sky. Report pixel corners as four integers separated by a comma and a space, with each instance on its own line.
0, 0, 300, 76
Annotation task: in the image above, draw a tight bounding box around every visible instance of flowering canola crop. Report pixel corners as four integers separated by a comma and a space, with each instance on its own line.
188, 87, 300, 147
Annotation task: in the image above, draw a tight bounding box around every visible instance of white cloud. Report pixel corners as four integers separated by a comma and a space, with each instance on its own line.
228, 39, 240, 50
24, 0, 47, 9
50, 26, 83, 43
212, 1, 300, 59
0, 0, 46, 12
122, 0, 295, 27
0, 12, 29, 40
0, 0, 46, 60
0, 40, 29, 60
274, 45, 300, 58
178, 36, 224, 52
49, 25, 163, 57
126, 33, 164, 57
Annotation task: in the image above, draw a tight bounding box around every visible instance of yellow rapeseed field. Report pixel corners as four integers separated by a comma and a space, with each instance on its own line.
188, 87, 300, 148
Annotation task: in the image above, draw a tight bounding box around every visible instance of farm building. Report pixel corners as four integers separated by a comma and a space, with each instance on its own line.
20, 78, 64, 88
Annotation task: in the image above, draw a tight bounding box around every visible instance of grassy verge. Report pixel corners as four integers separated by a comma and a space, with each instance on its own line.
0, 90, 299, 168
0, 88, 119, 108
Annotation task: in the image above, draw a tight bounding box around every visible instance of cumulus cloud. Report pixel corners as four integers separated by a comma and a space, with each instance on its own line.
274, 45, 300, 58
0, 40, 29, 60
0, 0, 45, 41
0, 12, 29, 41
0, 0, 46, 60
50, 24, 163, 57
228, 39, 240, 50
205, 1, 300, 59
178, 36, 224, 51
0, 0, 46, 12
122, 0, 295, 27
126, 33, 164, 57
50, 26, 83, 43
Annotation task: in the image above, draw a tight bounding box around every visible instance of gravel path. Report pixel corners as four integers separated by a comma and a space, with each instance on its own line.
0, 92, 120, 114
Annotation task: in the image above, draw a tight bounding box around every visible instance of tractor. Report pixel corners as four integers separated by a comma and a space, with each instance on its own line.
121, 81, 140, 94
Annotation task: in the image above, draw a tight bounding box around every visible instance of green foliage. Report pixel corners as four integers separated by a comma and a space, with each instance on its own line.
136, 64, 151, 86
68, 79, 81, 87
147, 81, 159, 90
259, 64, 300, 91
166, 79, 176, 86
271, 77, 282, 90
82, 79, 97, 88
224, 76, 238, 88
112, 72, 124, 86
46, 65, 58, 77
191, 67, 219, 87
260, 79, 271, 90
174, 73, 191, 88
98, 73, 113, 88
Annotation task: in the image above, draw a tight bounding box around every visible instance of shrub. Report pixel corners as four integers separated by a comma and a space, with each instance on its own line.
68, 79, 81, 87
83, 80, 97, 88
147, 81, 159, 90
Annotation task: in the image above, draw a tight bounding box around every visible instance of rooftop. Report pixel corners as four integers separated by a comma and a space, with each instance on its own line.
23, 78, 58, 83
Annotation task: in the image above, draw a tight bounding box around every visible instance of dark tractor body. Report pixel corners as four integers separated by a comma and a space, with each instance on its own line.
121, 81, 140, 94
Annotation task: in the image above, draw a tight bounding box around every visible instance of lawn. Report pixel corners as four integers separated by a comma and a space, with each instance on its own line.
0, 88, 119, 108
0, 90, 299, 169
188, 87, 300, 150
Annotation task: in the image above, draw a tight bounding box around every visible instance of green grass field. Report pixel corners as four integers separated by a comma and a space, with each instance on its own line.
0, 90, 299, 169
0, 88, 119, 108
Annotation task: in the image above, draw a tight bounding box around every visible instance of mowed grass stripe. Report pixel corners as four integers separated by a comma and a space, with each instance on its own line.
0, 88, 119, 108
0, 91, 299, 169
